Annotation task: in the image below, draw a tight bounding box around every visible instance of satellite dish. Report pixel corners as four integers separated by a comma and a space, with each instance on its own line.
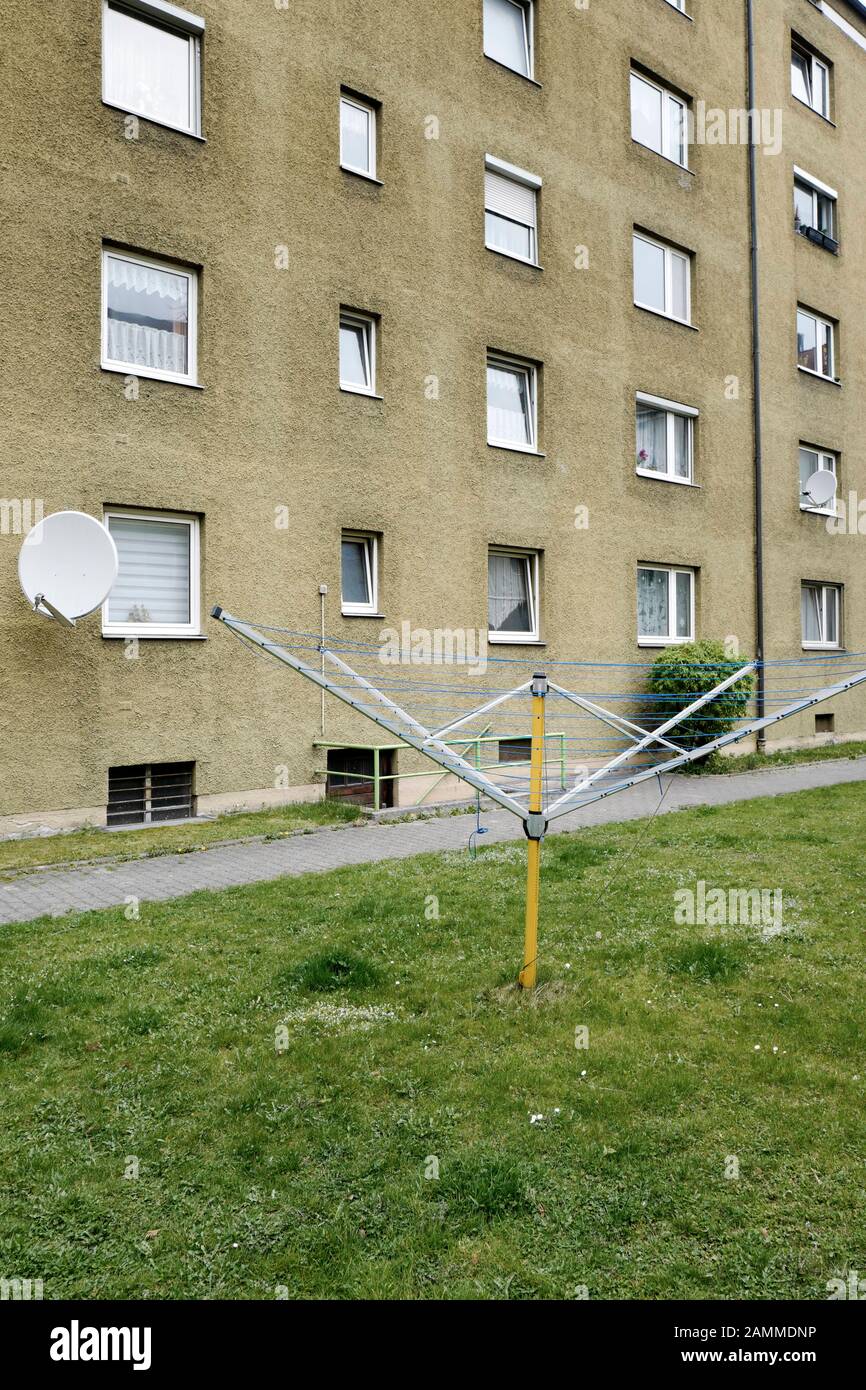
802, 469, 838, 509
18, 511, 119, 627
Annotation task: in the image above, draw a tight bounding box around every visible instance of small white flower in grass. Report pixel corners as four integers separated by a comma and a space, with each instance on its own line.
772, 1046, 779, 1054
564, 963, 572, 970
529, 1113, 544, 1125
754, 1045, 761, 1051
595, 932, 602, 940
580, 1070, 587, 1078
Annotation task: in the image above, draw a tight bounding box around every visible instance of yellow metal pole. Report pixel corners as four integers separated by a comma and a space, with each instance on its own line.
519, 673, 547, 989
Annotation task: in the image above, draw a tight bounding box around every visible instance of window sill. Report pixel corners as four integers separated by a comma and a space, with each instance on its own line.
791, 95, 836, 128
800, 504, 836, 517
663, 2, 693, 19
339, 386, 383, 399
487, 443, 546, 458
485, 245, 543, 270
796, 225, 839, 254
340, 165, 383, 186
341, 612, 385, 620
797, 367, 841, 386
102, 100, 205, 142
635, 304, 698, 331
802, 644, 842, 652
488, 637, 546, 646
638, 637, 694, 647
630, 139, 693, 175
636, 469, 700, 487
101, 363, 204, 389
483, 54, 542, 87
102, 632, 206, 641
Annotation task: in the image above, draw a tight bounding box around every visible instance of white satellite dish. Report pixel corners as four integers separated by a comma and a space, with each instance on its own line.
802, 469, 838, 509
18, 511, 119, 628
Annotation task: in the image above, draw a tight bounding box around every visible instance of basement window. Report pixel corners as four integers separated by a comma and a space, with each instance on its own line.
815, 712, 835, 735
499, 737, 531, 765
326, 748, 394, 807
108, 761, 195, 825
102, 1, 203, 137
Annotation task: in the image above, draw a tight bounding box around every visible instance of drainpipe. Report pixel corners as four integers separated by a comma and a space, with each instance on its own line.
746, 0, 766, 744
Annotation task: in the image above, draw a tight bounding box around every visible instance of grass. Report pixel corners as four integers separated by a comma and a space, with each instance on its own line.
0, 799, 362, 879
692, 737, 866, 776
0, 782, 864, 1300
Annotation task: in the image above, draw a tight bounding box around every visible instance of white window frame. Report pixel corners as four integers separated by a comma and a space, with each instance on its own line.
101, 0, 203, 138
797, 306, 836, 381
488, 547, 540, 644
630, 71, 689, 168
486, 353, 538, 453
637, 564, 695, 646
793, 166, 837, 239
801, 582, 841, 650
101, 246, 199, 387
339, 93, 377, 179
484, 155, 540, 266
339, 310, 377, 395
635, 393, 697, 484
799, 445, 838, 516
340, 532, 378, 616
483, 0, 534, 79
102, 508, 201, 638
791, 41, 831, 118
633, 232, 691, 325
664, 0, 688, 11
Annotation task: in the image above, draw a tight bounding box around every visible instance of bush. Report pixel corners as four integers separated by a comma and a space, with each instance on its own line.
646, 640, 755, 756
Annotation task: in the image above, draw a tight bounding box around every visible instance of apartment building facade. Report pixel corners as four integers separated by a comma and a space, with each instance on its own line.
0, 0, 864, 833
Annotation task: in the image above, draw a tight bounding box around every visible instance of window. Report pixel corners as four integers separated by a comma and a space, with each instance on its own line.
339, 311, 376, 394
341, 533, 378, 615
483, 0, 533, 78
487, 355, 537, 451
340, 93, 377, 178
633, 232, 691, 324
794, 168, 837, 246
108, 762, 195, 825
102, 248, 197, 386
791, 40, 830, 118
797, 307, 836, 380
102, 1, 203, 137
664, 0, 688, 10
802, 582, 841, 649
630, 71, 688, 167
499, 737, 531, 764
799, 446, 838, 515
488, 548, 539, 643
103, 510, 200, 637
326, 748, 394, 808
485, 156, 540, 264
636, 394, 696, 483
637, 565, 694, 644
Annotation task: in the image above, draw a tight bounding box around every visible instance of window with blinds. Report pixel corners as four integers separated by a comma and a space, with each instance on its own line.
107, 762, 195, 825
103, 510, 200, 638
484, 161, 539, 264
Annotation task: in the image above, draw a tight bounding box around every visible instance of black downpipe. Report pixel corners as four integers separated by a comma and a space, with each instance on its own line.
746, 0, 766, 742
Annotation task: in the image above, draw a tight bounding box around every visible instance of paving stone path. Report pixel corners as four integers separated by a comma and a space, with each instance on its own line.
2, 756, 865, 925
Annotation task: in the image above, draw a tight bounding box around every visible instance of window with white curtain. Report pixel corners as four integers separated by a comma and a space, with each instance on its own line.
488, 549, 539, 642
799, 446, 838, 514
636, 394, 696, 482
630, 72, 688, 167
102, 1, 203, 137
791, 40, 831, 118
340, 93, 377, 178
801, 582, 841, 649
103, 511, 200, 637
633, 232, 691, 323
102, 248, 198, 385
341, 533, 378, 615
487, 354, 537, 451
340, 310, 376, 394
483, 0, 533, 78
485, 157, 540, 263
797, 307, 835, 379
637, 565, 694, 644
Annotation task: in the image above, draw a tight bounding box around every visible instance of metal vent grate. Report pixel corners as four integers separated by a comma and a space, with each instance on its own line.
107, 762, 195, 826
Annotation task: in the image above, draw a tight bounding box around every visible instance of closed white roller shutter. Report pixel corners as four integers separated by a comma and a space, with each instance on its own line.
107, 516, 191, 626
485, 169, 536, 228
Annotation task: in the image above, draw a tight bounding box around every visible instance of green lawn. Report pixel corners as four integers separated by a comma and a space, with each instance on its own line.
0, 799, 362, 879
693, 738, 866, 776
0, 783, 863, 1300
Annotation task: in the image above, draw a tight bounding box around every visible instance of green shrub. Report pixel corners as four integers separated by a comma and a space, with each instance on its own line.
646, 640, 755, 755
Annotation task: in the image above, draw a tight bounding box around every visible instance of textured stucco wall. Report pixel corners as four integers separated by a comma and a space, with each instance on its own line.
0, 0, 862, 823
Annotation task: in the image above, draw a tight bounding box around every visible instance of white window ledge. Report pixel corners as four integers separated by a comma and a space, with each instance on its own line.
638, 636, 694, 647
485, 245, 543, 269
636, 470, 700, 487
487, 443, 546, 458
798, 366, 841, 385
339, 386, 383, 399
488, 636, 545, 646
803, 643, 842, 652
635, 303, 698, 330
102, 99, 207, 140
101, 363, 204, 389
630, 139, 695, 174
341, 612, 385, 620
483, 55, 542, 87
102, 632, 206, 640
340, 165, 384, 186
